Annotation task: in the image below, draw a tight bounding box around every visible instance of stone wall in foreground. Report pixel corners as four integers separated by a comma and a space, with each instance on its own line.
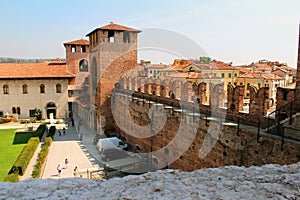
1, 162, 300, 199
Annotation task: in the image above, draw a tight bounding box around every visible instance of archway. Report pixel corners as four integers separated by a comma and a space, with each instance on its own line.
46, 102, 56, 119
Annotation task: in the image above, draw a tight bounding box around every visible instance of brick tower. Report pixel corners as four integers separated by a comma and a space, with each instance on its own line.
296, 23, 300, 88
86, 22, 141, 133
63, 39, 90, 74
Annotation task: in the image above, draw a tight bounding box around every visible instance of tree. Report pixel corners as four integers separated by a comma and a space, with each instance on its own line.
199, 56, 211, 64
34, 109, 42, 120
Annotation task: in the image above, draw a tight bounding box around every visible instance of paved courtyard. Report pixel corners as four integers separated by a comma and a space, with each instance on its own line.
41, 123, 102, 179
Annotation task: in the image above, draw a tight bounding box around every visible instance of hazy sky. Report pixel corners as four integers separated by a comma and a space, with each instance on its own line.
0, 0, 299, 67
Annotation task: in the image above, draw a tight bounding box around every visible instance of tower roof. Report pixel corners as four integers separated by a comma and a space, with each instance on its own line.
86, 22, 141, 36
63, 38, 89, 46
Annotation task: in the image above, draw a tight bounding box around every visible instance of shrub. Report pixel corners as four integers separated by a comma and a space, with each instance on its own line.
32, 137, 52, 178
3, 173, 19, 182
33, 124, 46, 140
47, 126, 56, 139
9, 137, 40, 176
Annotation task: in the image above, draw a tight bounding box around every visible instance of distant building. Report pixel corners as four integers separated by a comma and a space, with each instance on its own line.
0, 62, 74, 119
236, 71, 285, 103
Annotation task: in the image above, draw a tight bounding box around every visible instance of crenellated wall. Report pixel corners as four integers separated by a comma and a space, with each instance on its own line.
112, 92, 300, 171
116, 77, 271, 128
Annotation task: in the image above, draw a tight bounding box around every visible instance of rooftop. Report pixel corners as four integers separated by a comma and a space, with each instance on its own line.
63, 38, 89, 46
86, 22, 141, 36
0, 62, 74, 79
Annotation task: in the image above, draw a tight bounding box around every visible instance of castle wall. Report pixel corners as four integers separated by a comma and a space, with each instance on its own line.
112, 92, 300, 171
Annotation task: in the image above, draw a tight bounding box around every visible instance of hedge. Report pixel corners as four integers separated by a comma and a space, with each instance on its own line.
47, 126, 56, 139
33, 124, 46, 140
3, 173, 19, 182
7, 137, 40, 177
32, 137, 52, 178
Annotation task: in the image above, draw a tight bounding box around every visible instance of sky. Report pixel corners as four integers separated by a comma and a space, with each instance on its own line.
0, 0, 299, 67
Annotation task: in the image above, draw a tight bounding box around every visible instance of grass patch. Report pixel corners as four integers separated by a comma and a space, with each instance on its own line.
0, 129, 26, 181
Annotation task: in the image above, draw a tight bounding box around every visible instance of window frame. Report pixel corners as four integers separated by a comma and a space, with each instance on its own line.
56, 84, 62, 93
22, 84, 28, 94
3, 85, 9, 94
40, 84, 45, 93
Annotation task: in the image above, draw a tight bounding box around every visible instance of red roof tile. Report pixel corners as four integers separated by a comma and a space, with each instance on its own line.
211, 61, 236, 70
239, 71, 284, 80
0, 62, 75, 79
145, 64, 167, 69
63, 38, 89, 46
87, 22, 141, 36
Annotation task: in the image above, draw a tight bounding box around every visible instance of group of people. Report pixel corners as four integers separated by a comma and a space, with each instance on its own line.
57, 158, 79, 177
57, 127, 66, 136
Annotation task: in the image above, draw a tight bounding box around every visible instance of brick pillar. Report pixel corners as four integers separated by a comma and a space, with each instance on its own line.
296, 23, 300, 87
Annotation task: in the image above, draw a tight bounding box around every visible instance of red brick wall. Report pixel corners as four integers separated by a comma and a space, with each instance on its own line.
113, 92, 300, 171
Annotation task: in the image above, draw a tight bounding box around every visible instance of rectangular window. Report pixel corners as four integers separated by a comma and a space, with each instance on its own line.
29, 109, 35, 117
71, 45, 76, 53
234, 73, 237, 77
123, 31, 130, 43
247, 83, 250, 90
108, 31, 115, 43
81, 46, 86, 53
0, 111, 3, 117
221, 73, 225, 78
228, 73, 232, 78
258, 83, 261, 88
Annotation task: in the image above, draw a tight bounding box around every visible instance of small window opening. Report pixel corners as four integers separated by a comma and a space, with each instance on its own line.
22, 84, 28, 94
40, 84, 45, 93
17, 107, 21, 115
71, 45, 76, 53
81, 46, 86, 53
56, 84, 62, 93
108, 31, 115, 43
123, 31, 130, 43
3, 85, 9, 94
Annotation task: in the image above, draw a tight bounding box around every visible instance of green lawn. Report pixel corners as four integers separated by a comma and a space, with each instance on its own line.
0, 129, 26, 181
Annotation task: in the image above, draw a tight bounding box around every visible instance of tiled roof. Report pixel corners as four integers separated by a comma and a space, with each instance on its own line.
87, 22, 141, 36
63, 39, 89, 46
262, 73, 284, 80
239, 71, 284, 80
211, 61, 236, 70
145, 64, 167, 69
100, 22, 140, 32
0, 62, 75, 79
237, 67, 251, 74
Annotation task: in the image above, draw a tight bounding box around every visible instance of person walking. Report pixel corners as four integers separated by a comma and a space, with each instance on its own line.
73, 166, 79, 177
57, 164, 62, 177
65, 158, 69, 169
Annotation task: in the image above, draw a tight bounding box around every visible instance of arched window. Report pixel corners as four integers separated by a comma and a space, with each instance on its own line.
22, 84, 28, 94
40, 84, 45, 93
79, 59, 88, 72
3, 85, 9, 94
12, 107, 16, 114
17, 107, 21, 115
56, 84, 61, 93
